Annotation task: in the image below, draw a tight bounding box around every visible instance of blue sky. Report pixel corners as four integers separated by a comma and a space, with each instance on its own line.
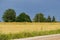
0, 0, 60, 21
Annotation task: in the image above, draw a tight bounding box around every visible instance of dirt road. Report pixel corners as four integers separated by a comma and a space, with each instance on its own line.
13, 34, 60, 40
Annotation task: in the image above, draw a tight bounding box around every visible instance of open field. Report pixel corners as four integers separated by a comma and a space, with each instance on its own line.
0, 22, 60, 34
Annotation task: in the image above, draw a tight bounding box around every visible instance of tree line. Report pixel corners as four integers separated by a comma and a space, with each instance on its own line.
2, 9, 56, 22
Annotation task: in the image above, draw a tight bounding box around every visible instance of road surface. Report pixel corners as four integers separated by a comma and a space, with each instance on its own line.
13, 34, 60, 40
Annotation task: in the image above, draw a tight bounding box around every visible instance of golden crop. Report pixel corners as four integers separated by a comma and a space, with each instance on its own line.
0, 22, 60, 34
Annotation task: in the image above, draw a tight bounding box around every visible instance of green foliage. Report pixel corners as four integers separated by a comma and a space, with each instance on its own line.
2, 8, 56, 22
33, 13, 46, 22
52, 16, 56, 22
47, 16, 51, 22
16, 12, 31, 22
2, 9, 16, 22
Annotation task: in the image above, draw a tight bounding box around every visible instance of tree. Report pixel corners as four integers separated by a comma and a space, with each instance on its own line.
2, 9, 16, 22
33, 13, 46, 22
16, 12, 32, 22
52, 16, 56, 22
47, 16, 51, 22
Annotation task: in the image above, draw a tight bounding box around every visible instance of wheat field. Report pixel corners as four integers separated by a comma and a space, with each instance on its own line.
0, 22, 60, 34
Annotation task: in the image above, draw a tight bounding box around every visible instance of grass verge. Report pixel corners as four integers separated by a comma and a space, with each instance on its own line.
0, 29, 60, 40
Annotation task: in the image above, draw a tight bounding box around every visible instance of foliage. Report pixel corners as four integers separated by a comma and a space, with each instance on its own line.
52, 16, 56, 22
2, 9, 56, 22
33, 13, 46, 22
2, 9, 16, 22
47, 16, 51, 22
16, 12, 31, 22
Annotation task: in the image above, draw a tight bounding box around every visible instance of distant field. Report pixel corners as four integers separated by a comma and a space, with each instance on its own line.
0, 22, 60, 34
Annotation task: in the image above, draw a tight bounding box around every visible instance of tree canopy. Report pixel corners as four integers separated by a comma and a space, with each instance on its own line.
52, 16, 56, 22
33, 13, 46, 22
2, 9, 16, 22
2, 9, 56, 22
47, 16, 51, 22
16, 12, 31, 22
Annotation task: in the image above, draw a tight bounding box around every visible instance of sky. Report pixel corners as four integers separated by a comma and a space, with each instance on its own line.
0, 0, 60, 21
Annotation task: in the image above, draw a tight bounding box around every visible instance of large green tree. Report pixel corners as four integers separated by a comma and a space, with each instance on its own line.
16, 12, 31, 22
2, 9, 16, 22
33, 13, 46, 22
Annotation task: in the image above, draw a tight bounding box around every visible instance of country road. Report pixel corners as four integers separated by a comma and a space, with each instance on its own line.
13, 34, 60, 40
